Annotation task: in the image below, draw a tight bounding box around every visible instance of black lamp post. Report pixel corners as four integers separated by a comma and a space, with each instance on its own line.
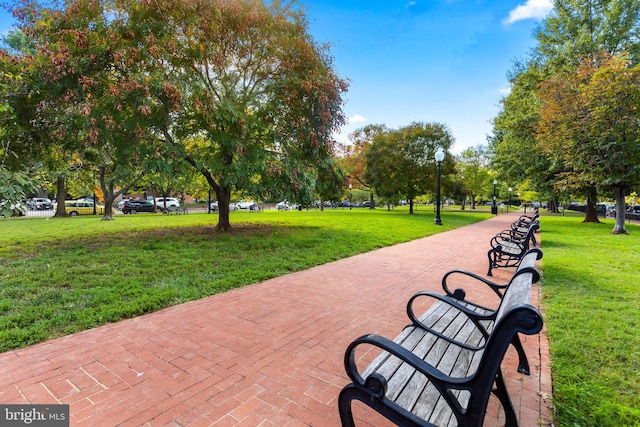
349, 184, 352, 210
492, 179, 498, 215
434, 148, 444, 225
508, 187, 512, 213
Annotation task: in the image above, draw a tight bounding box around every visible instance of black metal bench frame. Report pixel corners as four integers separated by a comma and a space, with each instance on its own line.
438, 248, 542, 375
487, 222, 539, 276
163, 205, 188, 215
338, 269, 543, 427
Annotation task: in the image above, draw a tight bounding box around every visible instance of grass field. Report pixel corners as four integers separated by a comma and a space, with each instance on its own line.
0, 208, 487, 352
540, 216, 640, 427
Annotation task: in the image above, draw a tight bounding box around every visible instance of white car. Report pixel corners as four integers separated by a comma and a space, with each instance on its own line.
155, 197, 180, 210
276, 201, 298, 211
235, 200, 257, 210
276, 201, 290, 211
209, 201, 238, 212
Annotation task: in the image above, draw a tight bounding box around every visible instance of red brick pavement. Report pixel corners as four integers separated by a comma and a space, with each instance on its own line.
0, 214, 553, 426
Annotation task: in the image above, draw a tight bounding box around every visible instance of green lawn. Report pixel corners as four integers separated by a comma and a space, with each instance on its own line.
0, 208, 486, 351
540, 216, 640, 427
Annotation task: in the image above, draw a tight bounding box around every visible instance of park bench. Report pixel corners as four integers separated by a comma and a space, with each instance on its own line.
165, 205, 188, 215
338, 269, 542, 427
511, 212, 539, 244
487, 221, 539, 276
439, 248, 543, 375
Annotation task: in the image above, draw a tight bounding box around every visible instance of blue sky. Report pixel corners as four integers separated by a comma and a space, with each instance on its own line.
303, 0, 554, 152
0, 0, 553, 153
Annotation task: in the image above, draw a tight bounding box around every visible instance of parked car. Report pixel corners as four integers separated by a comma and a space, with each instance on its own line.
276, 201, 291, 211
116, 199, 128, 211
362, 201, 372, 208
27, 197, 53, 210
626, 205, 640, 220
235, 200, 256, 210
121, 199, 156, 214
65, 200, 114, 216
209, 201, 238, 212
155, 197, 180, 211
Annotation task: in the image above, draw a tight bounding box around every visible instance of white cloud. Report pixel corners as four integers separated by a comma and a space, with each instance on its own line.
499, 87, 511, 96
348, 114, 367, 124
504, 0, 553, 25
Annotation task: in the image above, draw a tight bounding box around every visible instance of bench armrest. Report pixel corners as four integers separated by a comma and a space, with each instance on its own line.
441, 269, 507, 302
344, 333, 469, 413
406, 291, 493, 348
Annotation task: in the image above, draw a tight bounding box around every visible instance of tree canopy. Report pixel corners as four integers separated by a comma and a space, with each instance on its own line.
364, 122, 453, 213
537, 52, 640, 232
490, 0, 640, 231
2, 0, 348, 228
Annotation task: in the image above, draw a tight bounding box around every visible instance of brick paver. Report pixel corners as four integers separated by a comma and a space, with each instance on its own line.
0, 213, 553, 426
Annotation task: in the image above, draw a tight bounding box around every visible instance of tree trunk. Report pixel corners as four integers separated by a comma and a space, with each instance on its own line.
54, 176, 67, 217
369, 193, 375, 209
182, 150, 233, 231
98, 165, 116, 221
582, 190, 600, 223
214, 186, 232, 231
611, 186, 628, 234
409, 199, 414, 214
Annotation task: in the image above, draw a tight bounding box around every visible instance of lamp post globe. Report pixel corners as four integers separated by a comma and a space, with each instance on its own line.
434, 148, 445, 225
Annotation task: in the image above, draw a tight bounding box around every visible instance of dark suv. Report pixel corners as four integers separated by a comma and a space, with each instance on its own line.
121, 199, 156, 214
626, 205, 640, 220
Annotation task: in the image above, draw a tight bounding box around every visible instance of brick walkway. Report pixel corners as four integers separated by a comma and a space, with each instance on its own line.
0, 214, 553, 426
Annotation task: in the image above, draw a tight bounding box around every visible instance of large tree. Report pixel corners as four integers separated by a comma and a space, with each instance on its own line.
6, 0, 347, 228
537, 52, 640, 233
491, 0, 640, 219
340, 124, 387, 208
121, 0, 347, 230
456, 145, 492, 209
490, 63, 559, 209
364, 122, 454, 214
535, 0, 640, 68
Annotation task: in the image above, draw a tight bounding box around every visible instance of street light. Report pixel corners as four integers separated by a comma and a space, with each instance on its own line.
508, 187, 512, 213
434, 148, 445, 225
348, 184, 353, 210
492, 179, 498, 215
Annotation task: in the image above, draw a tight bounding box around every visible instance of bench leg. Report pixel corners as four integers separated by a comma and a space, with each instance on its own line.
493, 369, 519, 427
487, 250, 495, 276
338, 386, 357, 427
512, 334, 531, 375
